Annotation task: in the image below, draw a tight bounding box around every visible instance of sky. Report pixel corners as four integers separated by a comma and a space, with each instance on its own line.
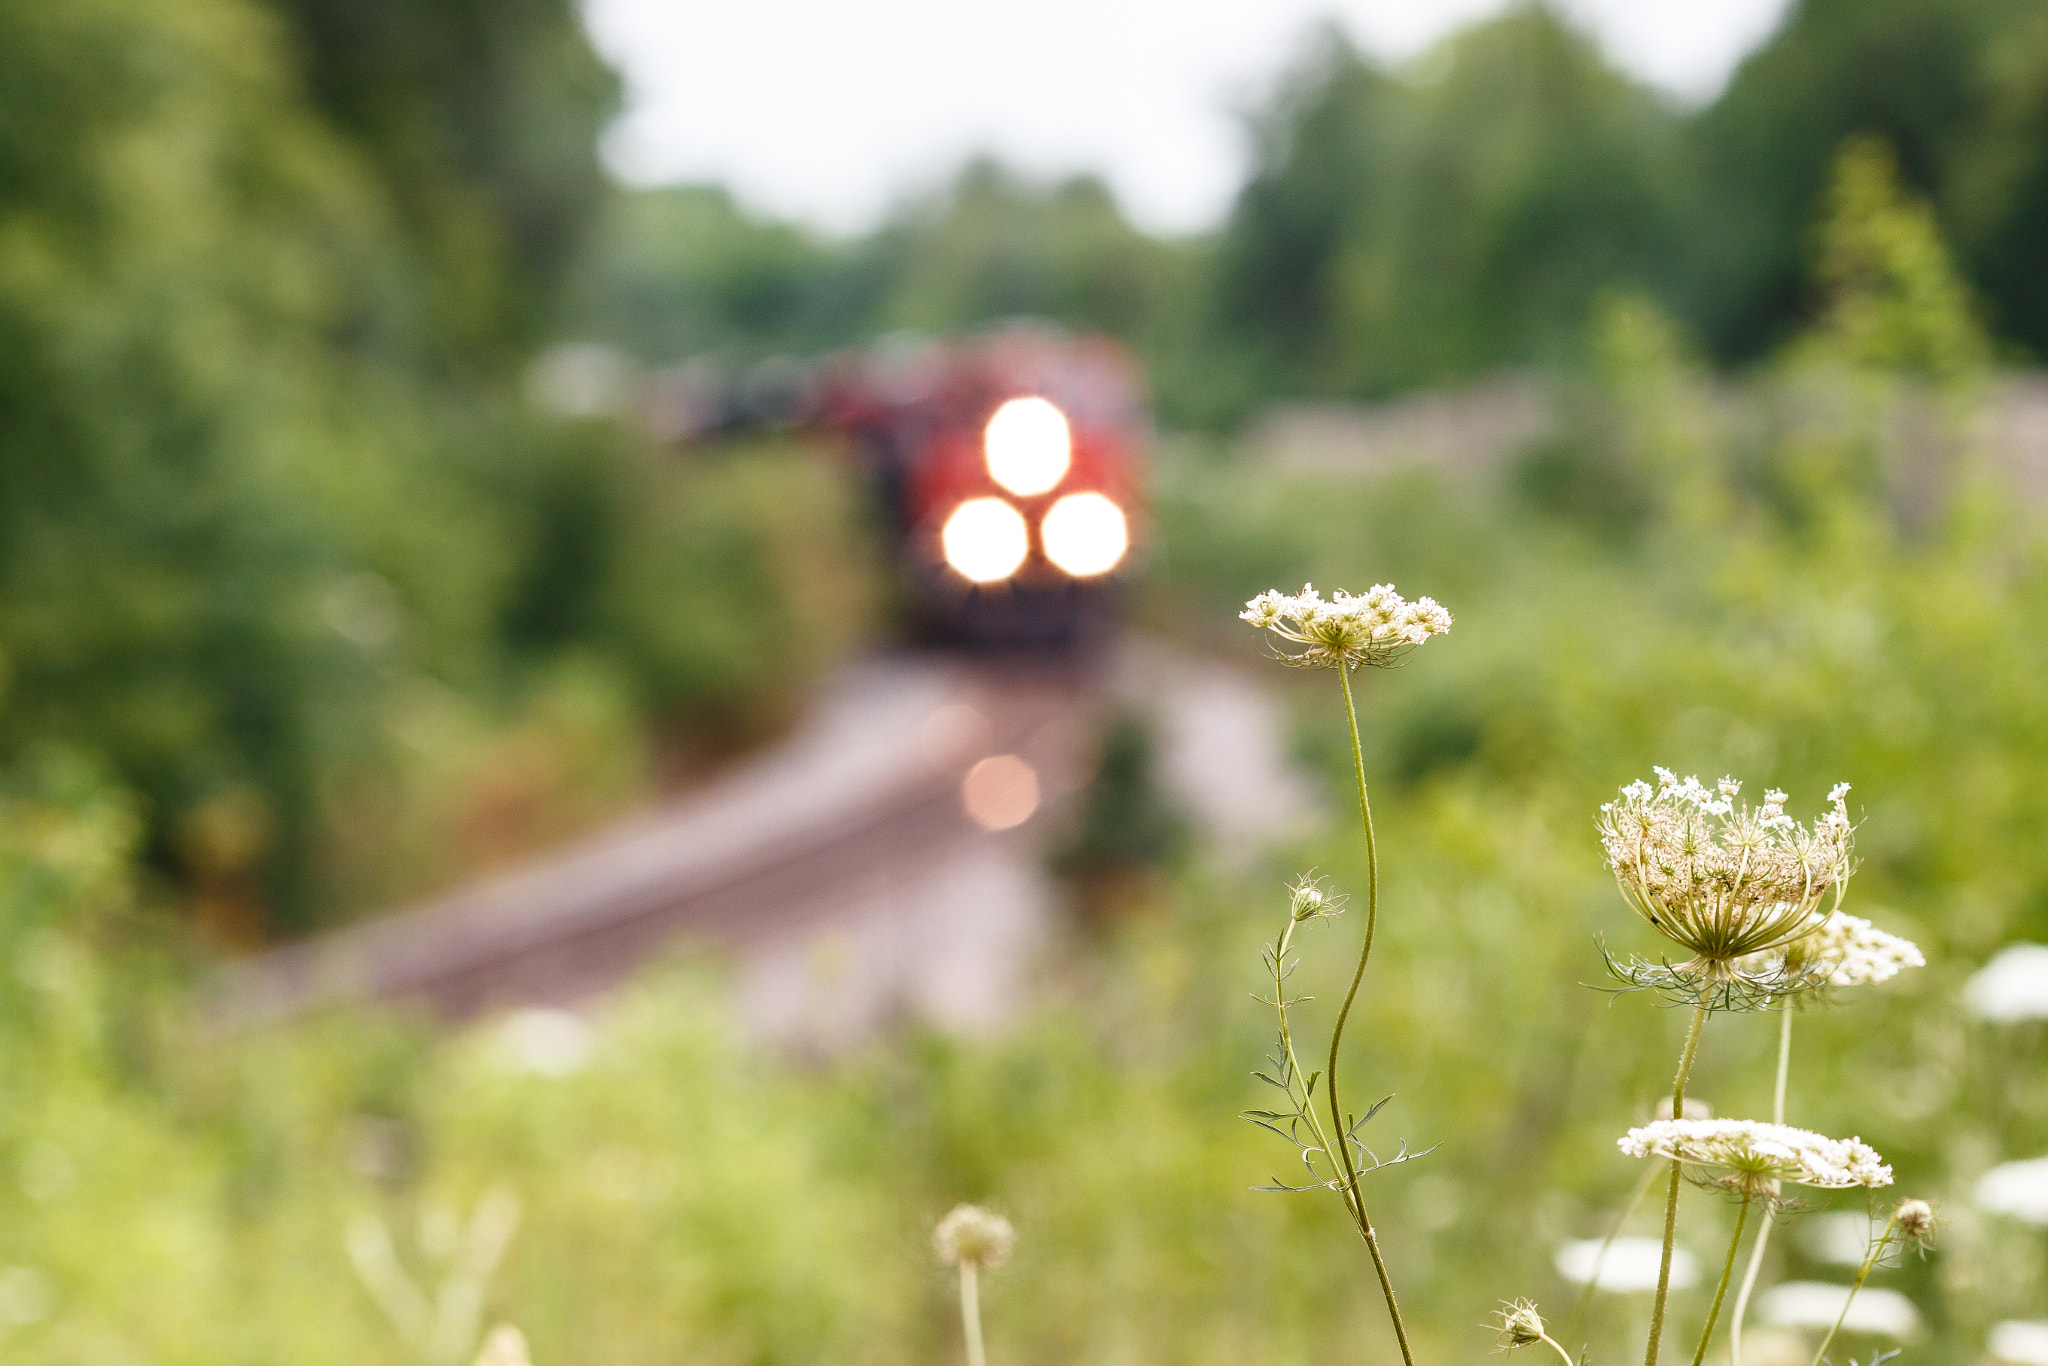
581, 0, 1794, 236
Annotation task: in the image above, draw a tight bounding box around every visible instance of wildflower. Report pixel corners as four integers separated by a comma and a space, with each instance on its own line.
1494, 1299, 1547, 1350
1773, 910, 1924, 987
1964, 943, 2048, 1022
1287, 872, 1345, 922
1618, 1119, 1892, 1197
1554, 1236, 1698, 1292
1759, 1283, 1920, 1339
1239, 583, 1452, 669
1976, 1155, 2048, 1224
1990, 1320, 2048, 1366
1598, 771, 1855, 969
934, 1204, 1014, 1271
1894, 1198, 1936, 1248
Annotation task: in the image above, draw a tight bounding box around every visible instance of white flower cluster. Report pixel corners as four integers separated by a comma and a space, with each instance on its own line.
1598, 770, 1856, 963
934, 1203, 1015, 1270
1240, 583, 1452, 669
1778, 911, 1925, 987
1619, 1118, 1893, 1191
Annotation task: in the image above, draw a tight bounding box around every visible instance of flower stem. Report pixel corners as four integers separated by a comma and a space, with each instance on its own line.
1539, 1330, 1581, 1366
1644, 1003, 1710, 1366
1690, 1193, 1753, 1366
1328, 664, 1415, 1366
1807, 1215, 1899, 1366
958, 1263, 987, 1366
1564, 1158, 1666, 1339
1730, 1003, 1793, 1366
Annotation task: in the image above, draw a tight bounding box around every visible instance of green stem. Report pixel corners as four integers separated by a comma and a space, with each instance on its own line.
1564, 1158, 1666, 1338
1644, 1003, 1710, 1366
1328, 665, 1414, 1366
1807, 1216, 1898, 1366
959, 1263, 986, 1366
1690, 1194, 1753, 1366
1538, 1331, 1581, 1366
1730, 1003, 1794, 1366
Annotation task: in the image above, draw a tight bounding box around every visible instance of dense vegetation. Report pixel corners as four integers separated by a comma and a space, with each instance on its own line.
0, 0, 875, 931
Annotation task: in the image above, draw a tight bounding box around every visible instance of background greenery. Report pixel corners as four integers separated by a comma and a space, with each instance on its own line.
1, 116, 2044, 1363
4, 1, 2048, 1362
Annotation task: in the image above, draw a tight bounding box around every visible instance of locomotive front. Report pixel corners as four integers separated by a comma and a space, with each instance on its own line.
871, 328, 1147, 648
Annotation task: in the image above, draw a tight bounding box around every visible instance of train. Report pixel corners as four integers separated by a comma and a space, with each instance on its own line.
650, 324, 1149, 648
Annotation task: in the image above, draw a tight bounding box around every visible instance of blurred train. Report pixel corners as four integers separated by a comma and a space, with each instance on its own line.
648, 325, 1149, 648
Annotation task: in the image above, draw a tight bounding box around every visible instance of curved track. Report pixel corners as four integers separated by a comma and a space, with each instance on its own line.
217, 654, 1099, 1031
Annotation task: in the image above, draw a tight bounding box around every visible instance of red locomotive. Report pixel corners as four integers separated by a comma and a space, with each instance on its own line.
657, 324, 1149, 647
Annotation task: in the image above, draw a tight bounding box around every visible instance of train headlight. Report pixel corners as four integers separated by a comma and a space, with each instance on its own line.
984, 397, 1071, 496
941, 497, 1029, 583
1040, 492, 1129, 577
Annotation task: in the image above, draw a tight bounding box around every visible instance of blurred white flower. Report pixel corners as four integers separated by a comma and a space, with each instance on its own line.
473, 1324, 532, 1366
1619, 1119, 1891, 1194
1801, 1210, 1883, 1265
934, 1204, 1014, 1270
1991, 1320, 2048, 1366
1977, 1156, 2048, 1223
1553, 1236, 1698, 1292
0, 1267, 56, 1324
1965, 944, 2048, 1022
1759, 1282, 1919, 1339
492, 1008, 593, 1077
1239, 583, 1451, 669
1779, 910, 1924, 987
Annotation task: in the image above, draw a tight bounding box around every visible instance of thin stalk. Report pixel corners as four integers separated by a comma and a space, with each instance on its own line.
1807, 1215, 1899, 1366
1328, 665, 1415, 1366
1730, 1003, 1794, 1366
958, 1263, 986, 1366
1563, 1158, 1667, 1338
1690, 1194, 1754, 1366
1537, 1330, 1581, 1366
1644, 1003, 1710, 1366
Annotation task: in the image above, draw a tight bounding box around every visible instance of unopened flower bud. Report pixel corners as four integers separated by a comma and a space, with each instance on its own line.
1894, 1198, 1936, 1247
1287, 873, 1345, 922
934, 1203, 1014, 1271
1495, 1299, 1547, 1350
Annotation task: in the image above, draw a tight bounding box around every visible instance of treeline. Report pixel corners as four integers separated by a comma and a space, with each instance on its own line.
567, 0, 2048, 427
0, 0, 871, 933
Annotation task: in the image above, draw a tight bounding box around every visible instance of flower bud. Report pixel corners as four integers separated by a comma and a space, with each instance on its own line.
1495, 1299, 1547, 1350
1894, 1198, 1936, 1247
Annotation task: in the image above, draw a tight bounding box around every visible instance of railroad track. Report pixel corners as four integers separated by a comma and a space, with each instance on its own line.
217, 653, 1101, 1029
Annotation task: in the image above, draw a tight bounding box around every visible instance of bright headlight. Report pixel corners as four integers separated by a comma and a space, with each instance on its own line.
983, 397, 1071, 497
1040, 492, 1128, 577
941, 498, 1029, 583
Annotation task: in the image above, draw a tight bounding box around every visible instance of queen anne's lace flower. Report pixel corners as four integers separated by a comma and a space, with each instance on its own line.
1619, 1119, 1892, 1197
1775, 910, 1924, 987
1598, 771, 1856, 967
1240, 583, 1452, 669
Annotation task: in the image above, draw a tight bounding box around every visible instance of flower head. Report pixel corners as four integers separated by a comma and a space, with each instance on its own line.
1774, 910, 1924, 987
1287, 872, 1346, 923
1493, 1299, 1548, 1351
1599, 772, 1856, 968
1894, 1198, 1936, 1249
934, 1204, 1014, 1271
1619, 1118, 1891, 1198
1240, 583, 1451, 669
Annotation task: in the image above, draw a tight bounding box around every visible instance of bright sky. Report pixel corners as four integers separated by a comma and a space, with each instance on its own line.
581, 0, 1793, 235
